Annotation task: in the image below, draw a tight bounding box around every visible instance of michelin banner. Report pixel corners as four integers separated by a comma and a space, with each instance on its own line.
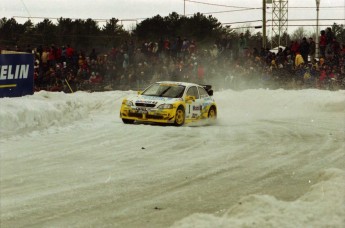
0, 54, 34, 98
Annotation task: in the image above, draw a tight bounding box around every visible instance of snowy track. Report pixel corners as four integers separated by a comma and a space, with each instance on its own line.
1, 89, 344, 227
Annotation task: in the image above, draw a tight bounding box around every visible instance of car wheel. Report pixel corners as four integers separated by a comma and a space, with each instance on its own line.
122, 118, 135, 124
208, 106, 217, 119
174, 106, 185, 126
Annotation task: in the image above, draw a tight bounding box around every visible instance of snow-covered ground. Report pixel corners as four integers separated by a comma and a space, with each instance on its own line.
1, 89, 344, 227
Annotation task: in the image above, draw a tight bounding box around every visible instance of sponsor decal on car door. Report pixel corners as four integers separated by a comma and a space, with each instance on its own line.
186, 86, 202, 119
191, 100, 203, 119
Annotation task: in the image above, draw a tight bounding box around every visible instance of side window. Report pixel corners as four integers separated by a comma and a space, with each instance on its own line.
186, 86, 200, 99
198, 87, 209, 98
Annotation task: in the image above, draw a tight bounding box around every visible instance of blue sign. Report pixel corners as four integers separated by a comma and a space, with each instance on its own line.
0, 54, 34, 98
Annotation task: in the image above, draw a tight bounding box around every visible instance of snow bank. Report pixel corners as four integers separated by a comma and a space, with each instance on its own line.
171, 168, 345, 228
0, 90, 132, 136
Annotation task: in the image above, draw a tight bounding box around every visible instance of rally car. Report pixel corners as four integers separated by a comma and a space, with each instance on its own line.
119, 81, 217, 126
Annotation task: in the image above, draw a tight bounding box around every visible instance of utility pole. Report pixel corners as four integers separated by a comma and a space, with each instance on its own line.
263, 0, 267, 49
184, 0, 186, 16
315, 0, 320, 58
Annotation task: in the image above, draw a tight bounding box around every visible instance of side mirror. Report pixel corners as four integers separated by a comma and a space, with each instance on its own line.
185, 95, 196, 102
207, 90, 213, 96
137, 91, 142, 95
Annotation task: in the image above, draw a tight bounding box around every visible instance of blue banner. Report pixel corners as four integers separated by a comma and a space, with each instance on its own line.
0, 54, 34, 98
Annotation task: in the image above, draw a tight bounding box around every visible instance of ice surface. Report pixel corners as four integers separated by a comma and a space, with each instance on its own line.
0, 89, 344, 227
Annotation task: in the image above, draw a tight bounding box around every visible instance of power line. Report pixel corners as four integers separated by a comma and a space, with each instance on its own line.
274, 19, 345, 21
185, 8, 261, 16
185, 0, 256, 9
230, 24, 339, 30
221, 18, 345, 25
185, 0, 343, 10
288, 6, 345, 9
222, 20, 262, 25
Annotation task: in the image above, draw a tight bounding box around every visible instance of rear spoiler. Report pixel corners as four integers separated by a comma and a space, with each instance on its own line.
202, 85, 213, 96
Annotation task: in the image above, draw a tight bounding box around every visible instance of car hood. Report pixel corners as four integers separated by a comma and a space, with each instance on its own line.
127, 95, 183, 107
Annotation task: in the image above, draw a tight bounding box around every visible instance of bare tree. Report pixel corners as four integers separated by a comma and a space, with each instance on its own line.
290, 26, 311, 41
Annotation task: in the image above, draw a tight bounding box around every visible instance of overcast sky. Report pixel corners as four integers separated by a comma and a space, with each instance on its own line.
1, 0, 344, 33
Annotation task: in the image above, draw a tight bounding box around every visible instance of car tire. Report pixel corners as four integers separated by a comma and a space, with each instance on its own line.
174, 106, 185, 126
122, 118, 135, 124
208, 106, 217, 119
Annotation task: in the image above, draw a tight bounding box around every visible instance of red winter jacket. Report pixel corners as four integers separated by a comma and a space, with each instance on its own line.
319, 35, 327, 47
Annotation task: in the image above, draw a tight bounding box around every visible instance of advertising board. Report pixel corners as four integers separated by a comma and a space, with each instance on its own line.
0, 53, 34, 98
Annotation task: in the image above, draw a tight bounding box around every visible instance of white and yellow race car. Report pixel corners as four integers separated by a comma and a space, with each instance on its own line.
120, 81, 217, 126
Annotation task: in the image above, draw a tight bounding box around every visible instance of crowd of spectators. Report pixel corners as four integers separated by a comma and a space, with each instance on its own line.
15, 27, 345, 93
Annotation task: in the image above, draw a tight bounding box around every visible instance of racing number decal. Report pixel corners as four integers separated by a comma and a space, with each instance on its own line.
192, 105, 202, 112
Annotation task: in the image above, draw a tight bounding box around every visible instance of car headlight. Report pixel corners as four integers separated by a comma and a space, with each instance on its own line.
158, 104, 173, 109
124, 100, 133, 106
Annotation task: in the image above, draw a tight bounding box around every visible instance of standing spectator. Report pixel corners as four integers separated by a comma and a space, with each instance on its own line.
233, 39, 240, 60
197, 63, 205, 83
210, 44, 219, 58
309, 37, 316, 61
310, 58, 320, 86
176, 36, 183, 58
276, 47, 285, 66
252, 47, 260, 59
341, 44, 345, 56
123, 52, 129, 70
115, 49, 124, 70
105, 62, 117, 84
61, 46, 67, 64
37, 45, 43, 59
319, 30, 327, 57
318, 65, 327, 88
163, 38, 170, 57
48, 45, 57, 68
127, 68, 136, 89
188, 40, 196, 55
66, 44, 74, 66
299, 37, 310, 63
128, 40, 135, 59
41, 47, 49, 72
89, 48, 97, 61
171, 61, 184, 81
225, 36, 233, 60
331, 37, 341, 57
26, 45, 32, 53
325, 27, 334, 47
133, 48, 145, 66
290, 40, 300, 57
238, 33, 247, 59
136, 62, 148, 89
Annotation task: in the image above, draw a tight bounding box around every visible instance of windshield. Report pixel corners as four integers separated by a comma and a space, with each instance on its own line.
142, 83, 185, 98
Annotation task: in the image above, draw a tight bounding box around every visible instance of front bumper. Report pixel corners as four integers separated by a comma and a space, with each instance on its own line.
120, 106, 176, 123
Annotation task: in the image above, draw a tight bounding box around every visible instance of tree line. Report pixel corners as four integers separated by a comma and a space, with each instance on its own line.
0, 12, 344, 54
